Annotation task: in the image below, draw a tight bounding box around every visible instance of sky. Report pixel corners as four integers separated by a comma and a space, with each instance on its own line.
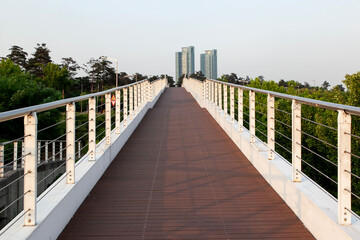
1, 0, 359, 87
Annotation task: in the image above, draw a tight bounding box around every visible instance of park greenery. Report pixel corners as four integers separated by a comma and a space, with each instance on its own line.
1, 43, 360, 214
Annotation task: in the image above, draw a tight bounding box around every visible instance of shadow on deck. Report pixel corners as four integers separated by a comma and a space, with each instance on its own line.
58, 88, 314, 239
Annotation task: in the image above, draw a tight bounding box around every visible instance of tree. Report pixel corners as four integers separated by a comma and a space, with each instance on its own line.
6, 45, 28, 70
0, 58, 23, 77
61, 57, 80, 79
42, 63, 71, 99
321, 81, 330, 90
304, 82, 311, 89
190, 71, 206, 81
84, 57, 115, 92
176, 74, 185, 87
343, 72, 360, 106
26, 43, 52, 78
278, 79, 287, 87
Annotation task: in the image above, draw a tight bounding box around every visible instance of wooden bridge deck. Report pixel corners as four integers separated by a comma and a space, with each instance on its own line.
58, 88, 314, 239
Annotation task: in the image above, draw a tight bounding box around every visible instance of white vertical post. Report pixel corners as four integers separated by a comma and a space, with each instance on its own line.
37, 142, 40, 165
24, 112, 37, 226
230, 86, 235, 122
211, 82, 214, 103
88, 97, 96, 161
129, 86, 133, 119
78, 142, 81, 159
66, 102, 75, 184
338, 110, 351, 225
238, 88, 243, 131
0, 145, 3, 177
215, 82, 218, 106
267, 94, 275, 160
134, 84, 138, 114
52, 142, 55, 161
123, 88, 128, 126
59, 142, 63, 161
115, 89, 121, 134
224, 85, 228, 114
250, 90, 255, 143
218, 83, 222, 109
141, 82, 145, 107
292, 100, 301, 182
22, 142, 25, 168
105, 93, 111, 145
45, 141, 48, 163
14, 142, 18, 170
137, 83, 141, 111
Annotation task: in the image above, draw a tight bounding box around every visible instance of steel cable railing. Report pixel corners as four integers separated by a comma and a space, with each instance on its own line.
0, 78, 167, 231
185, 77, 360, 225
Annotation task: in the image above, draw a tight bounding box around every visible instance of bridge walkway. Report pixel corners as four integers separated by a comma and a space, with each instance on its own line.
58, 88, 314, 239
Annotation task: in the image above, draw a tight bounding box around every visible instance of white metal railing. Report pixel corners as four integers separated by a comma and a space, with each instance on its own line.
183, 77, 360, 226
0, 78, 167, 229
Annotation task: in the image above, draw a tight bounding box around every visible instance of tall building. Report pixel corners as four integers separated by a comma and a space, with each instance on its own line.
200, 49, 217, 79
175, 46, 195, 82
175, 52, 182, 83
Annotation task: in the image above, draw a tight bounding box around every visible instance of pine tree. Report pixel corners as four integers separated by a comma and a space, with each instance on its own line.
6, 45, 28, 70
26, 43, 52, 78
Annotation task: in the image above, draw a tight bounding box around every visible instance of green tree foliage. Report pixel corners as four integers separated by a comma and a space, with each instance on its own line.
6, 45, 28, 70
84, 57, 115, 92
26, 43, 52, 78
0, 59, 62, 140
343, 71, 360, 106
42, 63, 71, 99
61, 57, 81, 79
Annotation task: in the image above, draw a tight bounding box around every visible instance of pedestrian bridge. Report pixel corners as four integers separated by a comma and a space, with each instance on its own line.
0, 78, 359, 239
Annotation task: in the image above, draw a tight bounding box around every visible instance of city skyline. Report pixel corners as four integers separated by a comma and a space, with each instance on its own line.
1, 1, 359, 87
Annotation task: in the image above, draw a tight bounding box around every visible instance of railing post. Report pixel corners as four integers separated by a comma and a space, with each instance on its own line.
134, 84, 138, 115
224, 85, 228, 114
218, 83, 222, 110
88, 97, 96, 161
115, 89, 121, 134
45, 141, 48, 163
238, 88, 243, 131
123, 88, 128, 127
338, 110, 351, 225
137, 83, 141, 111
267, 94, 275, 160
66, 102, 75, 184
59, 142, 63, 161
105, 93, 111, 145
14, 142, 19, 170
211, 82, 214, 103
37, 142, 40, 165
250, 90, 256, 143
230, 86, 235, 122
78, 142, 81, 159
0, 145, 4, 177
24, 112, 37, 226
52, 142, 55, 161
292, 100, 301, 182
141, 82, 145, 107
129, 86, 133, 120
22, 142, 25, 168
215, 82, 218, 106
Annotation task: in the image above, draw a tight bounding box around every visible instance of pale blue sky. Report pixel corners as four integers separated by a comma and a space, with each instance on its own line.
1, 0, 359, 86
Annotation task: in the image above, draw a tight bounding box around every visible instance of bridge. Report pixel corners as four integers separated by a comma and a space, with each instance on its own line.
0, 78, 359, 239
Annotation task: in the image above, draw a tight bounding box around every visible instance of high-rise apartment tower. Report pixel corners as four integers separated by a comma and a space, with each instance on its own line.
175, 46, 195, 82
200, 49, 217, 80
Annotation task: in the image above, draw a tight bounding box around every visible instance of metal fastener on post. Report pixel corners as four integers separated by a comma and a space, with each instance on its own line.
129, 86, 133, 120
52, 142, 55, 161
134, 84, 138, 115
88, 97, 96, 161
45, 141, 48, 163
59, 142, 63, 161
230, 86, 235, 122
115, 89, 121, 134
267, 94, 275, 160
123, 88, 128, 126
218, 83, 222, 110
338, 110, 351, 225
24, 112, 37, 226
15, 142, 19, 170
238, 88, 243, 132
37, 142, 40, 165
250, 90, 255, 143
0, 145, 3, 177
105, 93, 111, 145
224, 85, 228, 115
215, 82, 218, 106
292, 100, 301, 182
66, 102, 75, 184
